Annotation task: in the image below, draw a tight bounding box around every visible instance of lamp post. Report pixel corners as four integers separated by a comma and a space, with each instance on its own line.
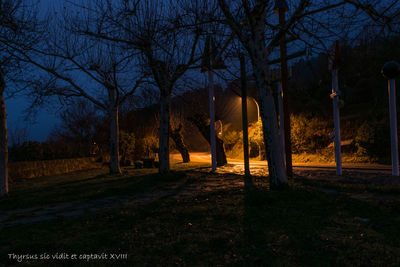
249, 97, 260, 122
274, 0, 293, 178
382, 61, 400, 176
248, 96, 263, 160
216, 120, 223, 135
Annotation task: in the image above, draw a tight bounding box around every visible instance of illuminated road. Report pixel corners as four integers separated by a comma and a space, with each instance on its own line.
170, 152, 392, 176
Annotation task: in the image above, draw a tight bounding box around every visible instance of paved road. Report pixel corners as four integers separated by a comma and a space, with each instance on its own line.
171, 152, 392, 175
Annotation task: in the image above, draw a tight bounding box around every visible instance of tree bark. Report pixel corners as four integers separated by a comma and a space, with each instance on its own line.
109, 105, 121, 174
249, 45, 288, 189
217, 0, 288, 188
159, 92, 171, 173
170, 123, 190, 163
0, 70, 8, 197
215, 136, 227, 166
188, 114, 227, 166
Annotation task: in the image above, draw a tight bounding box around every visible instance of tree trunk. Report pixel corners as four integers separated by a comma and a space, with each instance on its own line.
170, 124, 190, 163
109, 105, 121, 174
188, 114, 227, 166
159, 92, 171, 173
0, 71, 8, 197
248, 43, 288, 189
215, 136, 227, 166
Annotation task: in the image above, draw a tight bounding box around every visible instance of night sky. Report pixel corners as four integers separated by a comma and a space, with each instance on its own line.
6, 0, 61, 142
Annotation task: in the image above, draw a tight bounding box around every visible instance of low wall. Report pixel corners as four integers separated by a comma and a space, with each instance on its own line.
8, 157, 102, 181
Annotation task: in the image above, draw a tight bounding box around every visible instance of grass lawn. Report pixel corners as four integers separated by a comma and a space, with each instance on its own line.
0, 163, 399, 266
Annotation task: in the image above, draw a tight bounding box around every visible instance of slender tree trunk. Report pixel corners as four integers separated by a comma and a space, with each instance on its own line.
170, 124, 190, 163
248, 42, 288, 189
159, 92, 171, 173
109, 104, 121, 174
0, 71, 8, 197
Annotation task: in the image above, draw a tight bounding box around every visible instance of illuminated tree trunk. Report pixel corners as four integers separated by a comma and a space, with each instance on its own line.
249, 42, 288, 189
159, 91, 170, 173
218, 0, 288, 189
170, 124, 190, 163
188, 114, 227, 166
0, 70, 8, 197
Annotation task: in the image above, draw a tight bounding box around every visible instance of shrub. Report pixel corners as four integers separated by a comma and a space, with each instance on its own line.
221, 123, 242, 151
119, 131, 135, 162
291, 114, 331, 153
134, 135, 158, 159
355, 121, 390, 160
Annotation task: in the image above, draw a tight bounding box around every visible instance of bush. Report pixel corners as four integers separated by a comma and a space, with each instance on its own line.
291, 114, 331, 153
355, 121, 390, 160
134, 135, 158, 159
221, 123, 242, 151
119, 131, 135, 162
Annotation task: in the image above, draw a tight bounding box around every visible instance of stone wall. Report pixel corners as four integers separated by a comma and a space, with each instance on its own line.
8, 158, 102, 181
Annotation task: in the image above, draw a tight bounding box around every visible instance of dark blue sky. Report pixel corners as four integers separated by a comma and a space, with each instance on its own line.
6, 0, 61, 142
6, 97, 58, 142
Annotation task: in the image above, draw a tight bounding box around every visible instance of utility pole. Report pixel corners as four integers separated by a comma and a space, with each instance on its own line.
274, 0, 293, 178
329, 41, 342, 176
201, 36, 227, 172
240, 54, 250, 177
277, 81, 285, 166
382, 61, 400, 176
208, 46, 217, 172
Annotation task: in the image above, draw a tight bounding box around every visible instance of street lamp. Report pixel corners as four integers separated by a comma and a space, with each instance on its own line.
248, 97, 260, 122
216, 120, 223, 135
246, 96, 264, 161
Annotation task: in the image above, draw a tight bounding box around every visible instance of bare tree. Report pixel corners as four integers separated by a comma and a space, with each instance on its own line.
80, 0, 202, 173
52, 99, 100, 145
0, 68, 8, 196
0, 0, 39, 197
4, 11, 145, 174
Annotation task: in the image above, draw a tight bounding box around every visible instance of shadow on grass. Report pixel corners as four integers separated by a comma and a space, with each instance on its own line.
0, 172, 399, 266
240, 178, 400, 266
0, 170, 188, 211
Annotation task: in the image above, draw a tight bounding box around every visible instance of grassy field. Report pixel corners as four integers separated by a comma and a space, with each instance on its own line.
0, 163, 399, 266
